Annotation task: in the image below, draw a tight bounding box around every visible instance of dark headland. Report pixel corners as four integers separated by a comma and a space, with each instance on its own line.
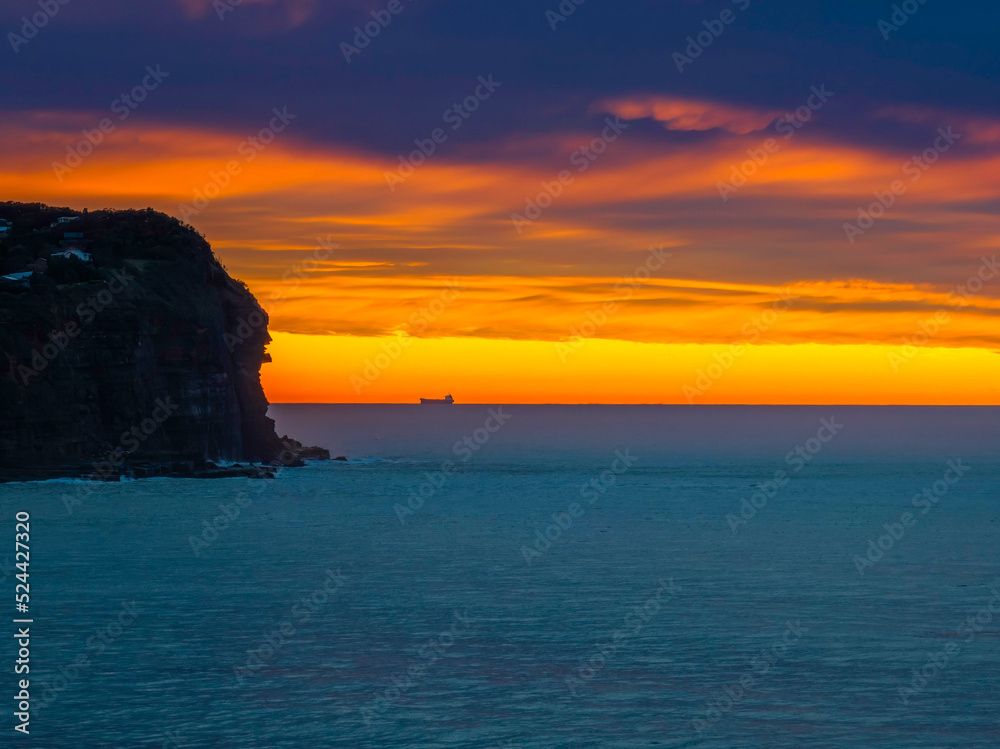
0, 202, 329, 482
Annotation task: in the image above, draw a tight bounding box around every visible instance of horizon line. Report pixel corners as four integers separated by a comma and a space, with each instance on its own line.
268, 402, 1000, 407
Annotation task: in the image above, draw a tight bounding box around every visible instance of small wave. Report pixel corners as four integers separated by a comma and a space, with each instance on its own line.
20, 477, 94, 485
328, 457, 397, 465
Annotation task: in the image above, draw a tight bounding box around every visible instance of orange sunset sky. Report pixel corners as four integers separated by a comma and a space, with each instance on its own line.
4, 1, 1000, 403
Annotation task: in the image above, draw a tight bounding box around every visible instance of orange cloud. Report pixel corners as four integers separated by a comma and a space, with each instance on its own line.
5, 109, 1000, 407
875, 104, 1000, 145
597, 95, 780, 134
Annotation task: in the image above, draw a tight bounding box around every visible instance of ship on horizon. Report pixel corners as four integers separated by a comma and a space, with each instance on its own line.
420, 394, 455, 405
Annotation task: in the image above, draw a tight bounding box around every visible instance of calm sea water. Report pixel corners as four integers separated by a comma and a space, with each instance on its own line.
2, 405, 998, 748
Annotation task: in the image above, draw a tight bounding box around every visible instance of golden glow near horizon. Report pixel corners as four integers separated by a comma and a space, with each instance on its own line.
262, 333, 1000, 404
4, 103, 1000, 403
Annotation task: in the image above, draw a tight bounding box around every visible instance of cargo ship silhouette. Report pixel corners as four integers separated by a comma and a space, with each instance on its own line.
419, 394, 455, 405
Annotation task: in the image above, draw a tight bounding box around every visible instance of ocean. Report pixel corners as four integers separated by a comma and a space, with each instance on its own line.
2, 405, 998, 747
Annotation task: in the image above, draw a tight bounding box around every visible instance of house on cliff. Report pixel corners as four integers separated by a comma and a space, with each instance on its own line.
59, 248, 93, 263
48, 216, 80, 229
0, 271, 32, 289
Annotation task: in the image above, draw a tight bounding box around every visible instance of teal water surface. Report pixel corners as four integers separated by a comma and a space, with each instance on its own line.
2, 405, 998, 747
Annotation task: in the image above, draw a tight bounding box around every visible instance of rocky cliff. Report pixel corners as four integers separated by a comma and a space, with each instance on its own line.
0, 202, 299, 480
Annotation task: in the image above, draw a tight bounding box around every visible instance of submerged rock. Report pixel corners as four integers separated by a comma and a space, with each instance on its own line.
280, 435, 332, 461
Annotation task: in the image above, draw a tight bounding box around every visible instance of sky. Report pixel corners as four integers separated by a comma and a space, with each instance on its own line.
3, 0, 1000, 403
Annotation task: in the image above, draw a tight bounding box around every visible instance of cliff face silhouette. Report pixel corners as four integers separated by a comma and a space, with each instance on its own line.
0, 202, 285, 476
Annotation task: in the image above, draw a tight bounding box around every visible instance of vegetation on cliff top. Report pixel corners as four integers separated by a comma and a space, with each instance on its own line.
0, 202, 314, 479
